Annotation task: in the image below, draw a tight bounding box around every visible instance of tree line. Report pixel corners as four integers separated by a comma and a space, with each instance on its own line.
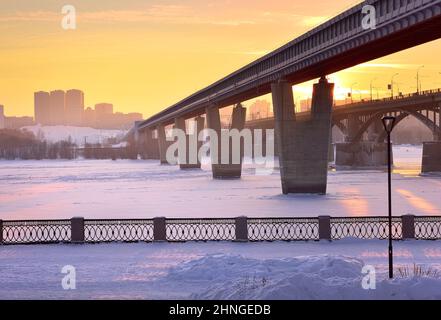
0, 129, 75, 160
0, 129, 138, 160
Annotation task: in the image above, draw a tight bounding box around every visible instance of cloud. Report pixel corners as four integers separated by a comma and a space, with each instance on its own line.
356, 63, 419, 69
301, 16, 328, 27
0, 10, 59, 22
0, 5, 256, 27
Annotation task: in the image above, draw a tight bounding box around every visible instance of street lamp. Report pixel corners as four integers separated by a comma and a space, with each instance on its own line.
370, 78, 377, 101
350, 82, 357, 103
382, 115, 396, 279
416, 65, 424, 94
390, 73, 399, 98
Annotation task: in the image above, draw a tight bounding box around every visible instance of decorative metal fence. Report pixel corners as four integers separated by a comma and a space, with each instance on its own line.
84, 219, 154, 243
166, 219, 236, 242
0, 215, 440, 245
331, 217, 403, 240
1, 220, 71, 245
248, 218, 319, 241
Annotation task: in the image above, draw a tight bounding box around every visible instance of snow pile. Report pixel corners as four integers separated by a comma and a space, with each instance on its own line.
158, 255, 441, 300
22, 124, 126, 145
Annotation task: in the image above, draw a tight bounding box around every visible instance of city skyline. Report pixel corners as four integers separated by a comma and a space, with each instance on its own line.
2, 0, 441, 118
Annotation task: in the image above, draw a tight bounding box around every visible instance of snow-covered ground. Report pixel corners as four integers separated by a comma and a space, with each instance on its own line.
1, 240, 441, 300
0, 145, 440, 220
22, 124, 126, 145
1, 145, 441, 300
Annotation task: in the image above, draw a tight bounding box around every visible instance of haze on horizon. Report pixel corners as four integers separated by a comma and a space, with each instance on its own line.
2, 0, 441, 118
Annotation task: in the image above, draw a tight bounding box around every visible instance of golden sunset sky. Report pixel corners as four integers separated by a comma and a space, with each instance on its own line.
2, 0, 441, 118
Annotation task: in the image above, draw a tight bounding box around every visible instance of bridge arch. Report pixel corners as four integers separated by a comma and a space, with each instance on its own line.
377, 109, 441, 142
350, 109, 441, 143
332, 120, 347, 137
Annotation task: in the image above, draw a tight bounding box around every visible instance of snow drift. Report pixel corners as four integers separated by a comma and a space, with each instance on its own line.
159, 255, 441, 300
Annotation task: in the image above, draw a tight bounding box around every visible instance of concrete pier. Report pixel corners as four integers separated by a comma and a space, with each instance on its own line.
335, 142, 391, 168
368, 119, 384, 142
346, 114, 362, 142
144, 128, 160, 160
157, 124, 169, 165
272, 77, 333, 194
206, 104, 246, 179
422, 141, 441, 173
174, 116, 205, 169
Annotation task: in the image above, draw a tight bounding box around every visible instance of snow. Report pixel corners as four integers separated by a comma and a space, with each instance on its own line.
1, 144, 441, 300
1, 240, 441, 300
0, 145, 440, 220
22, 124, 126, 145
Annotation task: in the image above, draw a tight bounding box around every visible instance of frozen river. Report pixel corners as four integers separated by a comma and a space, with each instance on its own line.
1, 145, 441, 300
0, 145, 440, 220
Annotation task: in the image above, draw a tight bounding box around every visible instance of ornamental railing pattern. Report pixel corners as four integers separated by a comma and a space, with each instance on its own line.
248, 218, 319, 241
84, 219, 154, 243
331, 217, 402, 240
166, 219, 236, 242
415, 216, 441, 240
0, 215, 440, 245
2, 220, 71, 244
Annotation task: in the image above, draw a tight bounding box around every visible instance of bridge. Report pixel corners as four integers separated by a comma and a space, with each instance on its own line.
137, 0, 441, 194
245, 88, 441, 170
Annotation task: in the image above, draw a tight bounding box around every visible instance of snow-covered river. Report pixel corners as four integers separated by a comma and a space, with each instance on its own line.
0, 145, 440, 220
1, 145, 441, 300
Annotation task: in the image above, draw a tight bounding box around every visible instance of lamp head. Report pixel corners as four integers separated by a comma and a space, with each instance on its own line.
382, 116, 396, 134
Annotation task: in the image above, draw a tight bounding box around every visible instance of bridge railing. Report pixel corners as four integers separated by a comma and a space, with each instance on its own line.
1, 215, 440, 244
337, 88, 441, 109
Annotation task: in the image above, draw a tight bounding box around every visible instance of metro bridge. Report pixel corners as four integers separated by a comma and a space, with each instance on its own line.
136, 0, 441, 194
245, 88, 441, 171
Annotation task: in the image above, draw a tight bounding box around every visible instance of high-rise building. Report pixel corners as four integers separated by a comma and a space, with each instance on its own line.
5, 116, 34, 129
95, 103, 113, 128
95, 103, 113, 117
248, 100, 271, 120
83, 107, 96, 127
0, 105, 5, 129
34, 91, 50, 125
66, 89, 84, 126
49, 90, 66, 125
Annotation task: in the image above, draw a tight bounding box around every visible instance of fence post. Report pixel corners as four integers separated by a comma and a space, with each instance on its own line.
71, 217, 85, 244
235, 216, 248, 242
318, 216, 332, 241
154, 217, 167, 242
402, 215, 415, 240
0, 220, 3, 244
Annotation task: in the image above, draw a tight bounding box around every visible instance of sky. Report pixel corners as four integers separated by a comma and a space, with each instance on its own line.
2, 0, 441, 118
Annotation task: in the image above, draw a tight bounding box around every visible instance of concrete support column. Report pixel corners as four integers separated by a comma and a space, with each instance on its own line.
318, 216, 332, 241
422, 141, 441, 173
346, 114, 362, 142
153, 217, 167, 242
272, 77, 333, 194
328, 133, 335, 163
157, 124, 168, 165
432, 106, 441, 141
145, 128, 159, 160
402, 215, 415, 240
368, 119, 384, 142
174, 117, 205, 169
235, 216, 248, 242
206, 104, 246, 179
71, 217, 85, 244
335, 142, 392, 168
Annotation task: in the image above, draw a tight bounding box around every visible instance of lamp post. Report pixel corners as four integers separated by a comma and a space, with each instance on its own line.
350, 82, 357, 103
382, 116, 396, 279
416, 65, 424, 94
390, 73, 399, 98
370, 78, 377, 101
